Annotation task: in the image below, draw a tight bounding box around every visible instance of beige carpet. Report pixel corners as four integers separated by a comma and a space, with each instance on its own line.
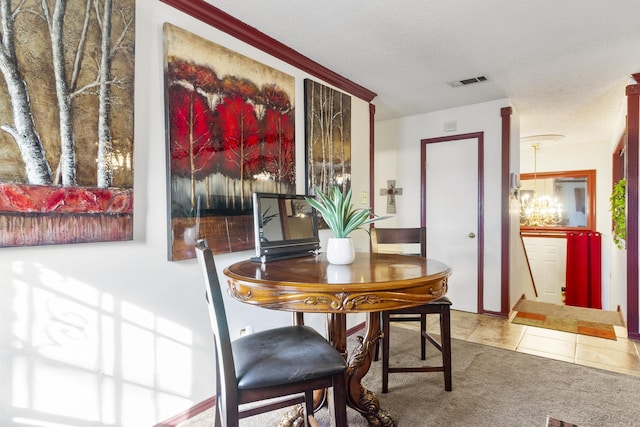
512, 299, 624, 340
179, 326, 640, 427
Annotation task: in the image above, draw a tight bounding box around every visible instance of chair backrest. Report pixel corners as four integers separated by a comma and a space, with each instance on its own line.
194, 240, 239, 414
371, 227, 426, 257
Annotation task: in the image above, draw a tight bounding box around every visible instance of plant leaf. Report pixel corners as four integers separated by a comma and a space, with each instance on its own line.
306, 186, 389, 238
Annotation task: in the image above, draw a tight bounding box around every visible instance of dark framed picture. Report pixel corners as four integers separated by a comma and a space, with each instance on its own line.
0, 1, 135, 248
304, 79, 352, 197
163, 24, 295, 260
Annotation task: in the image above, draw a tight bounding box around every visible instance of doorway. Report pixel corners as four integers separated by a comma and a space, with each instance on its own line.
421, 132, 484, 313
521, 236, 566, 304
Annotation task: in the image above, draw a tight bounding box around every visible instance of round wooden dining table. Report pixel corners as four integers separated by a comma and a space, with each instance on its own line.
224, 252, 452, 427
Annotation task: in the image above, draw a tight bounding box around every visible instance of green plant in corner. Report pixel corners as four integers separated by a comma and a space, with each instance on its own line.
610, 178, 626, 250
306, 186, 385, 238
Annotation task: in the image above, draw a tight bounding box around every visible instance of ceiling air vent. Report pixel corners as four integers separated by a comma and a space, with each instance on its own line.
448, 75, 487, 88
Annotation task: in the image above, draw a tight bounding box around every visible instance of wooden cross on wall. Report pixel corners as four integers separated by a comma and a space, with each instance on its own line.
380, 180, 403, 213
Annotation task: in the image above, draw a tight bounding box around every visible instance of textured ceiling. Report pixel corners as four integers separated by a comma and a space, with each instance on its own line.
205, 0, 640, 146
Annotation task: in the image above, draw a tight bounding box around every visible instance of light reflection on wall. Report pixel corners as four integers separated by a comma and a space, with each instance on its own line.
6, 262, 194, 427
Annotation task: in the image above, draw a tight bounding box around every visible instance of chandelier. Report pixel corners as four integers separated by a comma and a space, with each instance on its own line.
520, 144, 562, 227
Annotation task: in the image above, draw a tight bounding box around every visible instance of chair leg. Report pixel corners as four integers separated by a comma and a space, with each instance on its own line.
441, 305, 452, 391
215, 362, 225, 427
215, 404, 222, 427
373, 312, 382, 361
308, 414, 320, 427
420, 312, 427, 360
328, 373, 347, 427
381, 311, 390, 393
382, 303, 453, 393
304, 390, 314, 426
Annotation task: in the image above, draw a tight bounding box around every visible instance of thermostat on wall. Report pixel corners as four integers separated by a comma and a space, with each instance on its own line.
444, 120, 457, 132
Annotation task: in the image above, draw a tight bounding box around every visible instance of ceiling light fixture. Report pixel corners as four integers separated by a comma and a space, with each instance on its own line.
520, 143, 562, 227
520, 134, 565, 146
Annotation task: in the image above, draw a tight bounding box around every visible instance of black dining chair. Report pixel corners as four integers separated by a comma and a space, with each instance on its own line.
195, 240, 348, 427
370, 227, 453, 393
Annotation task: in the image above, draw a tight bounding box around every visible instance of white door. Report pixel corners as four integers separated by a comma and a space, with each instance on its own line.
425, 138, 479, 313
522, 237, 566, 304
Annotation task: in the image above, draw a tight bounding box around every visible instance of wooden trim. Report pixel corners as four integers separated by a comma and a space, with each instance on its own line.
612, 135, 625, 185
501, 107, 512, 315
370, 103, 376, 218
520, 231, 570, 238
159, 0, 376, 103
347, 321, 367, 336
482, 310, 508, 318
153, 396, 217, 427
519, 169, 597, 232
626, 83, 639, 337
612, 137, 625, 234
420, 142, 426, 225
421, 132, 485, 313
478, 134, 485, 314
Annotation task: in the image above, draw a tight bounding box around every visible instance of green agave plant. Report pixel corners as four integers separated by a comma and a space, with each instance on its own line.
306, 186, 385, 238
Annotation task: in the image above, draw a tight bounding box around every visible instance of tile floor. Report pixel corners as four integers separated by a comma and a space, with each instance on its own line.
412, 309, 640, 377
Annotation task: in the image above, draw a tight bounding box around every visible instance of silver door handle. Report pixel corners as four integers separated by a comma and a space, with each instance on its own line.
468, 232, 476, 238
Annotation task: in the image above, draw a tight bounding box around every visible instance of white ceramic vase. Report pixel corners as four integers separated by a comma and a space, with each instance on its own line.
326, 237, 355, 265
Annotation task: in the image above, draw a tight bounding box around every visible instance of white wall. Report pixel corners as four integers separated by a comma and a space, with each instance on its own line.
374, 99, 516, 313
519, 140, 617, 310
508, 111, 539, 307
0, 2, 371, 426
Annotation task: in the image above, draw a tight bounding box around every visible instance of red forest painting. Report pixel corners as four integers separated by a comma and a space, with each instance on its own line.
163, 24, 295, 261
0, 1, 135, 247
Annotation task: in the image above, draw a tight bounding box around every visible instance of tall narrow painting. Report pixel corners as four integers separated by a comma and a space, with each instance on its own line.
0, 1, 136, 247
305, 79, 351, 197
163, 24, 295, 261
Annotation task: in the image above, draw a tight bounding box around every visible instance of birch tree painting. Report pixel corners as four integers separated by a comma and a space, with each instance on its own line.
0, 0, 135, 247
305, 79, 351, 197
164, 24, 295, 261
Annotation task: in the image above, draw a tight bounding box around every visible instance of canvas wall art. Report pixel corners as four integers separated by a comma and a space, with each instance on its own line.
305, 79, 351, 197
0, 0, 135, 247
163, 23, 295, 261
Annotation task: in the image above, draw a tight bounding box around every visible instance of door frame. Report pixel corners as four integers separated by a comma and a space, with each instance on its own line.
421, 132, 484, 313
626, 81, 639, 340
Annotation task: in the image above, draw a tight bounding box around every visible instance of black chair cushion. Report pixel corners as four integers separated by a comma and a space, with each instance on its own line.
233, 325, 347, 389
